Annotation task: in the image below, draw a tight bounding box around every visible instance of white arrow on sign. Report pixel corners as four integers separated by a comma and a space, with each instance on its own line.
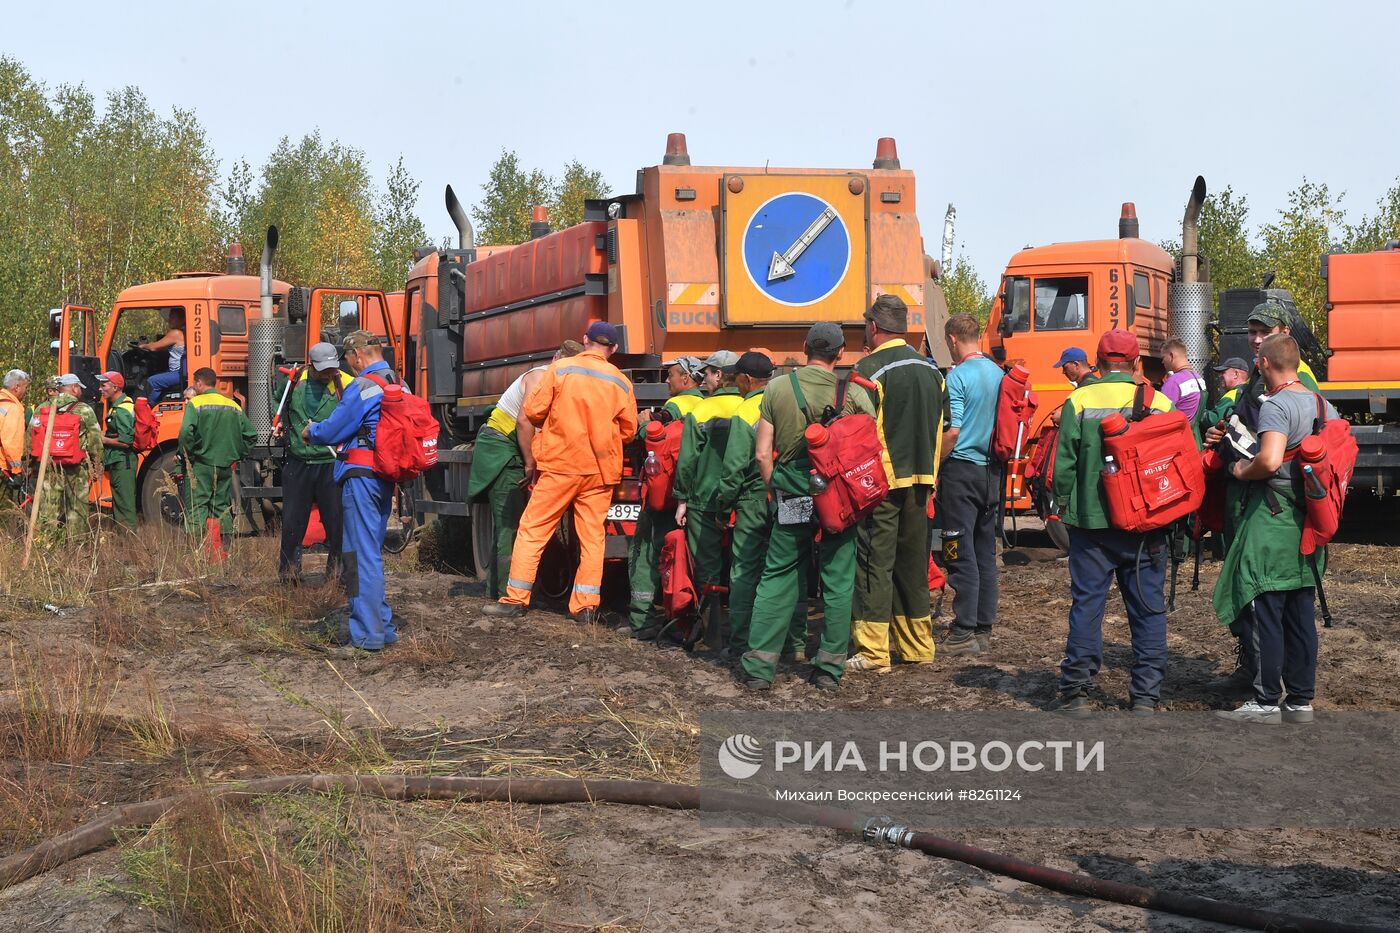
767, 207, 837, 282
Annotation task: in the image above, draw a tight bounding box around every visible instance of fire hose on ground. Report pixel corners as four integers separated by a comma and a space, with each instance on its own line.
0, 775, 1385, 932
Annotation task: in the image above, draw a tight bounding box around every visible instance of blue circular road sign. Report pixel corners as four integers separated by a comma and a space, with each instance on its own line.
741, 192, 851, 307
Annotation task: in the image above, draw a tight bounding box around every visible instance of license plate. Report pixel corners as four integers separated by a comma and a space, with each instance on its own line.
607, 503, 641, 521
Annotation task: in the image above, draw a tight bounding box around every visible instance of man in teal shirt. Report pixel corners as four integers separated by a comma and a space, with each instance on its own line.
276, 342, 345, 583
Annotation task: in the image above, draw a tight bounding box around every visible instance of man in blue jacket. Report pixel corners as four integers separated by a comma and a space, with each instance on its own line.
304, 330, 399, 655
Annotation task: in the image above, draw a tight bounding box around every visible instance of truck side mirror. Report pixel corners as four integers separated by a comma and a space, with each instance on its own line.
48, 308, 62, 340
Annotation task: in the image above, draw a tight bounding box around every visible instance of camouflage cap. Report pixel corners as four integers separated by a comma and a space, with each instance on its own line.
341, 330, 383, 351
1247, 300, 1289, 329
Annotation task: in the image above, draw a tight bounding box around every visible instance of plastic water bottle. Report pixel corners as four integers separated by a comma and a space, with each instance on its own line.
1302, 464, 1327, 500
644, 451, 660, 477
1103, 455, 1119, 475
809, 470, 829, 495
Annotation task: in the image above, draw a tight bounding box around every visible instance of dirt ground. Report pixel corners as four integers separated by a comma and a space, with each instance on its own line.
1, 521, 1398, 932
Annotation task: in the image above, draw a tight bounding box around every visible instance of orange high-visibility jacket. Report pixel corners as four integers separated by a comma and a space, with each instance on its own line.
0, 388, 24, 476
524, 347, 639, 484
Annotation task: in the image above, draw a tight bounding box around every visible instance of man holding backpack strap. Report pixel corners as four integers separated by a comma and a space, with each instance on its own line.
847, 295, 945, 673
28, 373, 102, 539
740, 323, 874, 692
97, 372, 137, 529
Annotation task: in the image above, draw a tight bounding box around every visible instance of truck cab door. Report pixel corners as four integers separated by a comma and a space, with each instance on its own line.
51, 305, 101, 405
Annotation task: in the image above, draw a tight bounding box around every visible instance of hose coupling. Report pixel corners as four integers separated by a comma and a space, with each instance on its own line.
862, 816, 912, 848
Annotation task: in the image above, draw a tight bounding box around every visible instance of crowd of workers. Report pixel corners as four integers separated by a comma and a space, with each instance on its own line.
0, 297, 1330, 717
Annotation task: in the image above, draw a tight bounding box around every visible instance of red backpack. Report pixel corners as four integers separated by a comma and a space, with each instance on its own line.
795, 373, 889, 534
1287, 395, 1358, 556
642, 418, 685, 512
1098, 384, 1205, 533
31, 405, 86, 466
132, 398, 159, 452
991, 364, 1039, 462
361, 373, 439, 483
659, 528, 698, 619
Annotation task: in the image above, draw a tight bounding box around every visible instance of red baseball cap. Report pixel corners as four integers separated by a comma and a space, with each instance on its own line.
96, 371, 125, 390
1096, 330, 1139, 362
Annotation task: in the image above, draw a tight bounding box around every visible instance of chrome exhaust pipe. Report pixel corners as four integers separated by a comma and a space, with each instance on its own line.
1181, 176, 1207, 284
259, 225, 279, 319
445, 185, 475, 249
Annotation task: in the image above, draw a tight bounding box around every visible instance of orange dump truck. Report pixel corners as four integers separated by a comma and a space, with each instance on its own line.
399, 134, 934, 579
984, 179, 1400, 542
55, 234, 401, 524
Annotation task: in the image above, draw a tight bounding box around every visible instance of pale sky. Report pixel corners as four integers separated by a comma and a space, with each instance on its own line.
8, 0, 1399, 280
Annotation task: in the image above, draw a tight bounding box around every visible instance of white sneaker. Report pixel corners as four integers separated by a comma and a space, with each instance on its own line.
844, 655, 892, 675
1283, 703, 1315, 724
1214, 701, 1282, 724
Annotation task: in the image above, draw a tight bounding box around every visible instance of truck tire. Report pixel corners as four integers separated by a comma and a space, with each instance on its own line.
470, 501, 495, 580
139, 449, 185, 527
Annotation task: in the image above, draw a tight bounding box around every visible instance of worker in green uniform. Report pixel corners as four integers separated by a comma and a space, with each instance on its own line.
1204, 302, 1321, 688
847, 295, 946, 673
673, 359, 746, 629
96, 371, 138, 530
1212, 334, 1330, 724
469, 341, 583, 598
177, 367, 255, 553
276, 343, 347, 583
27, 374, 102, 541
1198, 356, 1250, 434
742, 323, 875, 691
710, 352, 806, 658
626, 355, 705, 638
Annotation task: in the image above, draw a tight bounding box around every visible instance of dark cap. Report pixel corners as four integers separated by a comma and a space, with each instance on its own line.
1096, 329, 1139, 361
1247, 300, 1289, 329
585, 321, 620, 346
864, 294, 908, 334
1214, 356, 1251, 373
734, 351, 774, 379
805, 322, 846, 354
341, 330, 383, 351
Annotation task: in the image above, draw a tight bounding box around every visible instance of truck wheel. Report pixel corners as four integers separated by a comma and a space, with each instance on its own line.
470, 501, 495, 580
139, 450, 185, 527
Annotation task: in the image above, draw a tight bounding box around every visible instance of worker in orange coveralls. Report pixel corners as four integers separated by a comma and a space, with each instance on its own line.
482, 321, 639, 625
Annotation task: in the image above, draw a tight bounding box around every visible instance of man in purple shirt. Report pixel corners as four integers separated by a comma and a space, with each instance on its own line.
1160, 338, 1207, 422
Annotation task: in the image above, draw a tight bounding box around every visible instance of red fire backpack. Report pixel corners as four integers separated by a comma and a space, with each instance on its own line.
131, 397, 159, 452
1286, 395, 1358, 556
357, 373, 440, 483
642, 418, 685, 512
659, 527, 698, 619
30, 405, 86, 466
1098, 384, 1204, 533
796, 374, 889, 535
991, 364, 1039, 462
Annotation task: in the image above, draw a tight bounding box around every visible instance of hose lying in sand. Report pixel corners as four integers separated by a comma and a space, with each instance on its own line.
0, 775, 1384, 933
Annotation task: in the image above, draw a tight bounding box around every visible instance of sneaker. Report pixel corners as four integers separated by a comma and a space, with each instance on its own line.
844, 655, 892, 675
742, 677, 771, 692
941, 628, 982, 657
975, 630, 992, 653
1214, 701, 1282, 724
570, 608, 599, 625
1128, 701, 1156, 717
1283, 703, 1315, 724
1050, 694, 1091, 719
632, 623, 662, 641
809, 672, 840, 691
481, 601, 527, 619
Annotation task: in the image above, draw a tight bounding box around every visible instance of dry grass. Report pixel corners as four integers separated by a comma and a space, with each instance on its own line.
2, 645, 117, 763
0, 761, 106, 852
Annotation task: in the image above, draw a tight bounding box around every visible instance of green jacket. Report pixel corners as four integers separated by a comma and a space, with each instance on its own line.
759, 367, 875, 496
673, 387, 744, 509
636, 388, 704, 441
178, 390, 255, 467
286, 373, 344, 464
1213, 479, 1323, 625
1052, 372, 1174, 529
1199, 386, 1240, 434
103, 394, 137, 469
28, 395, 102, 468
854, 338, 944, 488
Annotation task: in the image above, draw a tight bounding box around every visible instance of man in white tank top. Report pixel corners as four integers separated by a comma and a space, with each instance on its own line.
466, 340, 582, 597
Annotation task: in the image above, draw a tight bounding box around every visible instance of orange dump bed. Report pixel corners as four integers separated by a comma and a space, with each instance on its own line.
1327, 248, 1400, 383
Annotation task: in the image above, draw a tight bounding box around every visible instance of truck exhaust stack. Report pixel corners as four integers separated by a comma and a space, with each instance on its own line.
1168, 177, 1212, 375
444, 185, 475, 250
259, 226, 279, 321
250, 226, 283, 444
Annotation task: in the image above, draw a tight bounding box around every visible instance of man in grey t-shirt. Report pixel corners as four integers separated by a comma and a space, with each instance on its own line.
1214, 334, 1331, 725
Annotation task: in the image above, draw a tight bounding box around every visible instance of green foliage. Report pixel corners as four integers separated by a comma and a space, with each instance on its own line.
471, 150, 611, 245
0, 57, 431, 383
940, 255, 993, 324
1342, 177, 1400, 253
1258, 180, 1345, 338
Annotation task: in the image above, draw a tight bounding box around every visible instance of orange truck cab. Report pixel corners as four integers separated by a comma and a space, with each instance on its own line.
982, 204, 1175, 511
54, 238, 402, 524
400, 133, 933, 582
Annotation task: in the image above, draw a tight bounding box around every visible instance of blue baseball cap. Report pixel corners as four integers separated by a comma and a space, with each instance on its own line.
585, 321, 620, 347
1053, 347, 1089, 368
